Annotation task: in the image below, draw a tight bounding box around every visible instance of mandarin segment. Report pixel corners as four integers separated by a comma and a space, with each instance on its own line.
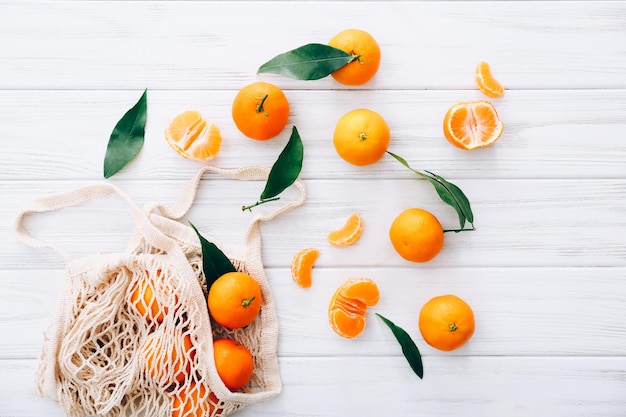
291, 248, 320, 288
208, 272, 262, 329
328, 29, 381, 85
328, 278, 380, 338
164, 110, 222, 161
333, 109, 390, 166
475, 61, 504, 98
327, 212, 363, 247
213, 338, 254, 391
231, 81, 290, 140
419, 294, 475, 351
443, 101, 504, 150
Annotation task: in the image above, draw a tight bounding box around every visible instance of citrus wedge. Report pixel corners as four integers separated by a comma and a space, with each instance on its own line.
475, 61, 504, 98
327, 212, 362, 246
165, 110, 222, 161
443, 101, 504, 150
328, 278, 380, 338
291, 248, 320, 288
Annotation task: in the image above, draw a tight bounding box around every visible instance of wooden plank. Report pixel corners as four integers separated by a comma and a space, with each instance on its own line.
2, 267, 625, 359
2, 357, 625, 417
1, 2, 625, 90
1, 89, 624, 181
5, 178, 626, 270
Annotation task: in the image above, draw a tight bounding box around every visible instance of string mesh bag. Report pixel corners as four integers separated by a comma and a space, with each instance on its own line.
14, 166, 305, 417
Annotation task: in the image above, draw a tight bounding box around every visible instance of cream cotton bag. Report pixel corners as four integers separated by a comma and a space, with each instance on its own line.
15, 165, 305, 417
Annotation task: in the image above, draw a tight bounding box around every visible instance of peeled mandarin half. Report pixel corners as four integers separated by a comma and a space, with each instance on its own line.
291, 248, 320, 288
475, 61, 504, 98
327, 212, 362, 247
443, 101, 504, 150
328, 278, 380, 338
165, 110, 222, 161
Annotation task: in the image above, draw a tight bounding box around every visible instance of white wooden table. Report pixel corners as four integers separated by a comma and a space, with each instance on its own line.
2, 1, 626, 416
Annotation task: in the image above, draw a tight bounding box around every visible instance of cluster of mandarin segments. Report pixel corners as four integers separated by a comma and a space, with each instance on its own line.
164, 110, 223, 161
328, 278, 380, 338
419, 294, 475, 352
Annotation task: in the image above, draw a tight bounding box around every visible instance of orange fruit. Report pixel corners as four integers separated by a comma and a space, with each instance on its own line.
419, 294, 475, 351
333, 109, 390, 166
164, 110, 222, 161
213, 338, 254, 391
327, 212, 362, 247
328, 29, 381, 85
328, 278, 380, 338
291, 248, 320, 288
389, 208, 444, 263
129, 269, 176, 323
171, 382, 222, 417
208, 272, 262, 329
231, 81, 290, 140
475, 61, 504, 98
443, 101, 504, 150
142, 332, 195, 385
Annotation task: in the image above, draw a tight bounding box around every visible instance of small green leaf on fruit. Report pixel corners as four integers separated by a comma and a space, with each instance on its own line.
258, 43, 355, 80
376, 313, 424, 379
103, 89, 147, 178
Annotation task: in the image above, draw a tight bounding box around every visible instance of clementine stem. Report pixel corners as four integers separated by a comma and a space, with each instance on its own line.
242, 296, 256, 307
255, 94, 269, 116
241, 197, 281, 212
443, 226, 476, 233
449, 323, 458, 332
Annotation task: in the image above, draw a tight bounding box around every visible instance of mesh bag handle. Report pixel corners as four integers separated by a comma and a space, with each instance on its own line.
15, 182, 185, 264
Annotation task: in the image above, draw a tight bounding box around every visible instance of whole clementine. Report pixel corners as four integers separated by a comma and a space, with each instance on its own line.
419, 294, 475, 351
328, 29, 381, 85
213, 338, 254, 391
231, 81, 290, 140
333, 108, 390, 166
389, 208, 444, 263
142, 332, 195, 385
129, 269, 177, 323
208, 272, 262, 329
171, 382, 222, 417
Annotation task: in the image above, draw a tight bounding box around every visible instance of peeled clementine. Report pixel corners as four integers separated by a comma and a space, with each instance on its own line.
208, 272, 262, 329
419, 294, 475, 351
328, 278, 380, 338
443, 101, 504, 150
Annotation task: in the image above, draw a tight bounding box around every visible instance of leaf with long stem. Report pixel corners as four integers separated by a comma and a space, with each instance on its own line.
387, 151, 475, 231
189, 222, 236, 291
242, 126, 303, 211
376, 313, 424, 379
258, 43, 357, 80
103, 89, 147, 178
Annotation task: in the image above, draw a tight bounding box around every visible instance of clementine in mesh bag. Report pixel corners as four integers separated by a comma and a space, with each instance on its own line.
15, 165, 306, 417
208, 272, 263, 329
328, 278, 380, 338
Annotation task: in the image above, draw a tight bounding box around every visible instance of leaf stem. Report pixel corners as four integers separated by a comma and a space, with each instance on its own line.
443, 226, 476, 233
241, 197, 281, 212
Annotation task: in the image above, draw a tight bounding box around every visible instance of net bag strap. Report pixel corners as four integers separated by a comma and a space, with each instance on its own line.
15, 182, 185, 263
146, 165, 306, 243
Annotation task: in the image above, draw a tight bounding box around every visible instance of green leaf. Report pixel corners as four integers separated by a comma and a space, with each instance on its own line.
103, 89, 148, 178
261, 126, 304, 199
387, 151, 475, 231
376, 313, 424, 379
189, 222, 237, 290
258, 43, 356, 80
